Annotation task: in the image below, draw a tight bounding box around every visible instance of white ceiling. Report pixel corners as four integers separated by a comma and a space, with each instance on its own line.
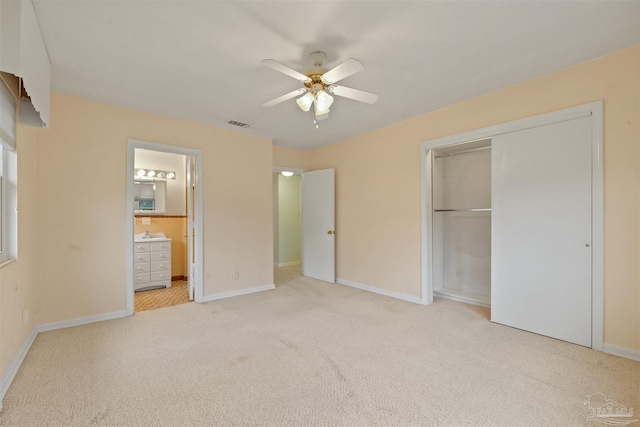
32, 1, 639, 150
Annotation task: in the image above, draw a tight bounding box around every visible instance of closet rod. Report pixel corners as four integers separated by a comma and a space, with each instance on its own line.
434, 208, 492, 212
434, 146, 491, 158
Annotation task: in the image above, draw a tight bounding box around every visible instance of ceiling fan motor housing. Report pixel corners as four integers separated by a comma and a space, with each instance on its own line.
305, 51, 331, 91
309, 51, 327, 68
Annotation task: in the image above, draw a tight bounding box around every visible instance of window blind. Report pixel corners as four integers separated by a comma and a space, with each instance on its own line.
0, 81, 16, 150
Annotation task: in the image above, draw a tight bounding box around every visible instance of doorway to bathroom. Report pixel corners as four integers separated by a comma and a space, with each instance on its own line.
126, 139, 203, 315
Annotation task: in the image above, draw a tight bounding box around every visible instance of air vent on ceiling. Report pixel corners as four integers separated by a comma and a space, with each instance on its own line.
228, 120, 250, 128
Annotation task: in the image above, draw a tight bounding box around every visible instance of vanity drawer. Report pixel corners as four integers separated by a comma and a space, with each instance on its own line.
134, 263, 150, 273
134, 273, 150, 284
150, 261, 170, 272
134, 243, 151, 253
151, 241, 171, 252
134, 252, 151, 263
150, 271, 170, 282
151, 251, 171, 262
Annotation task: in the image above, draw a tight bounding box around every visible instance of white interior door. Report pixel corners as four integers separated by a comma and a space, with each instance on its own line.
301, 168, 335, 283
491, 116, 592, 347
186, 156, 195, 301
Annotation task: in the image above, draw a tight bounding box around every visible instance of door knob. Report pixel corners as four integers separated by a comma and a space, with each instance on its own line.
327, 230, 334, 235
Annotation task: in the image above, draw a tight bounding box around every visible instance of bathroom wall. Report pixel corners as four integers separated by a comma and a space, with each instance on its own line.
134, 149, 186, 216
134, 217, 187, 279
134, 148, 188, 279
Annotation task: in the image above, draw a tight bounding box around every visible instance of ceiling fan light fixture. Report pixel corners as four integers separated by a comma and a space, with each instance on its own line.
315, 90, 333, 114
296, 92, 314, 112
262, 52, 377, 128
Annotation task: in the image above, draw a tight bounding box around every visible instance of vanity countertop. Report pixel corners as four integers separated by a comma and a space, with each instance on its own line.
134, 232, 171, 243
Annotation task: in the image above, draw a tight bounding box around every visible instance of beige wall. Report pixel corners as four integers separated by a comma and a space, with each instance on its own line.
0, 123, 38, 375
33, 92, 273, 324
311, 46, 640, 351
273, 145, 311, 170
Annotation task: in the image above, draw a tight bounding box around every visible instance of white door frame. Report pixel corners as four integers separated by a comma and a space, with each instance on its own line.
419, 101, 603, 351
187, 156, 196, 300
126, 139, 204, 315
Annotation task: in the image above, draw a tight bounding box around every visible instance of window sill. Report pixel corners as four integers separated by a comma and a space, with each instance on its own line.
0, 258, 16, 269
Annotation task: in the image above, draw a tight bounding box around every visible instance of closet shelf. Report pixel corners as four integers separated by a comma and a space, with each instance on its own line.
434, 208, 491, 212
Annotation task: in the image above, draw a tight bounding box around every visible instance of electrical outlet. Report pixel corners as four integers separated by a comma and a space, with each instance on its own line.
233, 270, 239, 279
22, 309, 29, 325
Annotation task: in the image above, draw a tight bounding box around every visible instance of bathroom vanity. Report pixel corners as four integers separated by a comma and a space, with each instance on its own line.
133, 233, 172, 291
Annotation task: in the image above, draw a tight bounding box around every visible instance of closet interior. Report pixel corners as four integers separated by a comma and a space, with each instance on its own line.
431, 138, 492, 307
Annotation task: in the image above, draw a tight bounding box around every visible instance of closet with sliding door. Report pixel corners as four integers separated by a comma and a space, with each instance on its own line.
423, 102, 602, 349
431, 138, 492, 308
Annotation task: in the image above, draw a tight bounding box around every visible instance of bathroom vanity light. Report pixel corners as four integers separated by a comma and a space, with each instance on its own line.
134, 168, 177, 180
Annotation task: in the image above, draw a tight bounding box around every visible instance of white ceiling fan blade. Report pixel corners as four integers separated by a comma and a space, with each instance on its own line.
262, 59, 310, 82
331, 85, 379, 104
321, 58, 364, 84
263, 88, 305, 107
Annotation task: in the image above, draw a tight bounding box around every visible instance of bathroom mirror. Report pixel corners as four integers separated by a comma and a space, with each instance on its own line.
134, 180, 166, 214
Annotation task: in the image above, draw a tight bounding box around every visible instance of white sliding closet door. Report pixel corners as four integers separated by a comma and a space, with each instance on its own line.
491, 116, 592, 347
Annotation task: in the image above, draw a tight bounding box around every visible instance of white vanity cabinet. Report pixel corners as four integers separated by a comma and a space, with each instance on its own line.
133, 238, 172, 291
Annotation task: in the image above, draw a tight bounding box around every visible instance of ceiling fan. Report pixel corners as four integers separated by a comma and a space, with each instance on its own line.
262, 51, 378, 124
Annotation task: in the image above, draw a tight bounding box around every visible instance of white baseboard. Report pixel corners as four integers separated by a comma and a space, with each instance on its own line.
603, 343, 640, 362
0, 326, 38, 409
37, 310, 128, 333
433, 290, 491, 309
336, 278, 422, 304
201, 284, 276, 303
0, 310, 126, 410
274, 261, 301, 267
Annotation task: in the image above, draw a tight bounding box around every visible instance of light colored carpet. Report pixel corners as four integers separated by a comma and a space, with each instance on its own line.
0, 266, 637, 426
134, 280, 190, 312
